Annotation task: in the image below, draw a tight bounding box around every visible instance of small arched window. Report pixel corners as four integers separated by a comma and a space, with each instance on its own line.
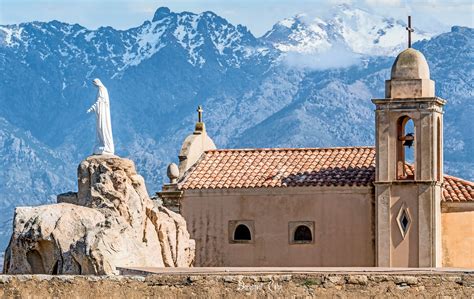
289, 221, 314, 244
234, 224, 251, 241
294, 225, 312, 242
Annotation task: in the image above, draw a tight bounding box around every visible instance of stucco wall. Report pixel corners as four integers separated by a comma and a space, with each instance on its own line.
389, 184, 420, 267
376, 182, 443, 268
181, 186, 375, 267
442, 207, 474, 268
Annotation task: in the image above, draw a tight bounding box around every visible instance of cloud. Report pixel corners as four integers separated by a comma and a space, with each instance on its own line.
329, 0, 354, 4
365, 0, 401, 6
282, 43, 362, 70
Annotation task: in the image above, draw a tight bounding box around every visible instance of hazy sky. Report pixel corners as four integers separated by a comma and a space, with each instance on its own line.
1, 0, 472, 36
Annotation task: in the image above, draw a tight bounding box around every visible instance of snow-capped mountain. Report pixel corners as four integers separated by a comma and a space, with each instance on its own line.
0, 7, 266, 88
0, 5, 472, 253
263, 4, 433, 56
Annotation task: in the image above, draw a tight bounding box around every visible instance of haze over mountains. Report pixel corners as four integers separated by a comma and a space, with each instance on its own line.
0, 5, 473, 252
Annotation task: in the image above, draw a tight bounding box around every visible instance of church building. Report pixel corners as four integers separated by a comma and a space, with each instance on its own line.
158, 38, 474, 268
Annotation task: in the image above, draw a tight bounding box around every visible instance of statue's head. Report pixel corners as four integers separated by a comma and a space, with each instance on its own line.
92, 78, 103, 87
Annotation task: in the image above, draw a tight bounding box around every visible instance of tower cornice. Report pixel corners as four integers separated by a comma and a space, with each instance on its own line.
372, 97, 446, 113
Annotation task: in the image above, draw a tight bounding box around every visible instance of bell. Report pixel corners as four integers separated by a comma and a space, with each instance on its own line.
403, 133, 415, 148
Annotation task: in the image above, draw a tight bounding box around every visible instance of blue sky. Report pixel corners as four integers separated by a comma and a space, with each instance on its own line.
0, 0, 472, 36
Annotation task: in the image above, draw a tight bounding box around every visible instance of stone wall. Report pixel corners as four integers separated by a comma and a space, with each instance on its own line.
0, 272, 472, 298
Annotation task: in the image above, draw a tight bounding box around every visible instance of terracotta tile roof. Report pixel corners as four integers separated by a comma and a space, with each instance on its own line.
443, 175, 474, 203
180, 146, 376, 189
403, 164, 474, 203
179, 146, 474, 203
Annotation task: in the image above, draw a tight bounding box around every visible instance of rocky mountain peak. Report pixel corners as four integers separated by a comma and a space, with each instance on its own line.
152, 7, 172, 22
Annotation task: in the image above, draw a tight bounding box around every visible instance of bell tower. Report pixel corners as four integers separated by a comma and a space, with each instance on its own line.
372, 19, 445, 267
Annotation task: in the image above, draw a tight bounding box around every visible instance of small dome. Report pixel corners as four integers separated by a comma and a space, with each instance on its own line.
390, 48, 430, 80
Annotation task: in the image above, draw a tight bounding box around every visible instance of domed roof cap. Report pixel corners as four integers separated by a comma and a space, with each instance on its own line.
391, 48, 430, 80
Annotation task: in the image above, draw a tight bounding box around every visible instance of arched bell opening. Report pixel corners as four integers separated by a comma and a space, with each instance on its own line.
397, 116, 415, 180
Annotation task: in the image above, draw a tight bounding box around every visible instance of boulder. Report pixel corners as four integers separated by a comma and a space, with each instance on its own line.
3, 155, 195, 275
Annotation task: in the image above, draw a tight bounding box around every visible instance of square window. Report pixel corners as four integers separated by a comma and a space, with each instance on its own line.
289, 221, 314, 244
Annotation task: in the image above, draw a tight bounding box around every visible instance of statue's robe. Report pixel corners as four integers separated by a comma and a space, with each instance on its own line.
89, 79, 114, 155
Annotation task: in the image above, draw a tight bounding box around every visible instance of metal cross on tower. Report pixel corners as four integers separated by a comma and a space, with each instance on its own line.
406, 16, 414, 48
197, 105, 203, 122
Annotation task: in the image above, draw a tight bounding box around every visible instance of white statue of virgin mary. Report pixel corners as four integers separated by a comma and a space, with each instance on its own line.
87, 78, 115, 155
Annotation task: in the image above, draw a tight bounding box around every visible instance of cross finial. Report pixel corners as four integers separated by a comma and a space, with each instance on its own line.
197, 105, 203, 122
406, 16, 414, 48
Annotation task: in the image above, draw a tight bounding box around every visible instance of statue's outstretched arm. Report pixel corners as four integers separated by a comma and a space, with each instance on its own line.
87, 102, 96, 113
86, 96, 104, 113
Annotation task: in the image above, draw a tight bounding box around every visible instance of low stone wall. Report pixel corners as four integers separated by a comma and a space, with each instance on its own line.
0, 272, 472, 298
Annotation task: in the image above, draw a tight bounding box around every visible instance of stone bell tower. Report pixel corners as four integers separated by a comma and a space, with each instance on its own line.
372, 24, 445, 267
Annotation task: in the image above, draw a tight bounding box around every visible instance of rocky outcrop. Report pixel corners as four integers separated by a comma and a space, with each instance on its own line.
3, 155, 195, 275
